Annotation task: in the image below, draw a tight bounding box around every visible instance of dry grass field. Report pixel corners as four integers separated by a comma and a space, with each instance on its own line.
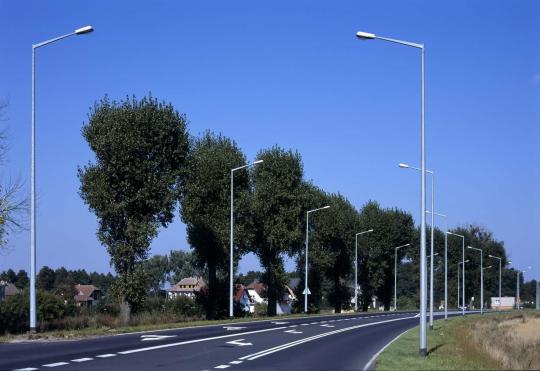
468, 312, 540, 370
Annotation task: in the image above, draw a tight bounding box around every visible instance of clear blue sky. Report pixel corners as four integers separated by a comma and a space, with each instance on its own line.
0, 1, 538, 280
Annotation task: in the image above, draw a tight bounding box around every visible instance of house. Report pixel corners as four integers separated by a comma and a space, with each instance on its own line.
234, 284, 252, 313
74, 284, 101, 308
167, 277, 206, 299
0, 281, 19, 301
491, 296, 515, 310
246, 279, 299, 314
246, 280, 267, 306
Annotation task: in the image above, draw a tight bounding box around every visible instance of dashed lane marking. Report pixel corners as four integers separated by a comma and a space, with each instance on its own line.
43, 362, 69, 367
71, 358, 93, 362
229, 361, 243, 364
215, 365, 230, 369
14, 368, 38, 371
284, 329, 302, 334
96, 354, 116, 358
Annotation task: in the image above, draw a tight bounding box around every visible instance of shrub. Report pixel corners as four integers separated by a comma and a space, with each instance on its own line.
254, 302, 268, 317
166, 296, 203, 317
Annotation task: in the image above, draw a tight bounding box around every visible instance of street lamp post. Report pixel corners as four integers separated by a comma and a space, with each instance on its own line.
515, 266, 531, 310
427, 210, 448, 319
458, 260, 470, 310
392, 243, 411, 311
468, 246, 484, 314
447, 232, 465, 315
30, 25, 94, 332
304, 205, 331, 313
488, 255, 504, 311
355, 229, 374, 311
400, 163, 435, 329
357, 30, 427, 357
229, 160, 263, 319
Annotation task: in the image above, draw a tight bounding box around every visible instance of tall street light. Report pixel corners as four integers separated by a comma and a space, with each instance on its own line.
488, 254, 506, 311
468, 246, 484, 314
457, 260, 470, 310
356, 30, 427, 356
400, 163, 436, 329
355, 229, 374, 311
304, 205, 331, 313
229, 159, 263, 319
392, 243, 411, 311
447, 232, 465, 315
427, 210, 448, 319
515, 266, 532, 310
30, 25, 94, 332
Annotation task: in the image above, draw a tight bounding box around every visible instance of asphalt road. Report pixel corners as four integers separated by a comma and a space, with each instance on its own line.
1, 310, 469, 371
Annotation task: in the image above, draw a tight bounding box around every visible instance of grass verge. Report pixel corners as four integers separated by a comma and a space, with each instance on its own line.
376, 314, 502, 370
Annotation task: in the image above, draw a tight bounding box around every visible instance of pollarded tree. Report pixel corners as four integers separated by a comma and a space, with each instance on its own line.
78, 95, 189, 318
250, 146, 305, 316
180, 132, 250, 319
311, 193, 360, 313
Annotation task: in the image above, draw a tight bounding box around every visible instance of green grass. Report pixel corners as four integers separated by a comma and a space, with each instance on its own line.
376, 315, 502, 370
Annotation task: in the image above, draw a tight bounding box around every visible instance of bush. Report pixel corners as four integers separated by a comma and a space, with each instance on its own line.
166, 296, 203, 317
0, 293, 28, 333
254, 302, 268, 317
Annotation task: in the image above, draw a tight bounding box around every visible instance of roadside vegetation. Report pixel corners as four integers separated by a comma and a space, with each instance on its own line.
376, 311, 540, 370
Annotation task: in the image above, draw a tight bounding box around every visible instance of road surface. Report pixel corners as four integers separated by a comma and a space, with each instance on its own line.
1, 311, 468, 371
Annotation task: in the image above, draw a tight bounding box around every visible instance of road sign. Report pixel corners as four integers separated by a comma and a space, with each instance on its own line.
302, 288, 311, 295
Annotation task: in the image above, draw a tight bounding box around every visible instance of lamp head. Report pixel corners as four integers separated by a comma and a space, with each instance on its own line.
356, 31, 376, 40
75, 25, 94, 35
398, 163, 410, 169
254, 159, 264, 164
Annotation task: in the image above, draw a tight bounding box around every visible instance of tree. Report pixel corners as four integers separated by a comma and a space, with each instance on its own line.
357, 201, 415, 311
15, 270, 29, 289
142, 254, 169, 295
180, 132, 249, 319
78, 95, 189, 317
168, 250, 203, 284
250, 147, 304, 316
37, 266, 56, 291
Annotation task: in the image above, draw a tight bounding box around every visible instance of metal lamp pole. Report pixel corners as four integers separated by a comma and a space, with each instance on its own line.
400, 163, 435, 329
467, 246, 483, 314
229, 160, 263, 319
393, 243, 411, 311
427, 210, 448, 319
488, 255, 503, 311
355, 229, 374, 311
356, 30, 427, 356
447, 232, 465, 315
304, 205, 331, 313
30, 25, 94, 332
458, 260, 469, 310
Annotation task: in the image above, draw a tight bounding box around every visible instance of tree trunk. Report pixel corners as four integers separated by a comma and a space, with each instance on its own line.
119, 300, 131, 325
206, 261, 217, 320
334, 273, 342, 314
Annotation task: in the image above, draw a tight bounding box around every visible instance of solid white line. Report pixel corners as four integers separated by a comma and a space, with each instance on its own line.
239, 315, 417, 361
214, 365, 230, 369
43, 362, 69, 367
118, 326, 287, 354
96, 354, 116, 358
362, 328, 410, 371
71, 357, 93, 362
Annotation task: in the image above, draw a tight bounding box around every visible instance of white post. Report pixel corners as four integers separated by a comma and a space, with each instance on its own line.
304, 211, 309, 313
229, 170, 234, 319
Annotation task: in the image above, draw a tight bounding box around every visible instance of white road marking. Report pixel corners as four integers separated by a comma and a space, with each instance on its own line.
141, 334, 177, 341
215, 365, 230, 369
271, 321, 289, 325
96, 354, 116, 358
223, 326, 246, 331
71, 358, 93, 362
320, 324, 335, 328
289, 324, 298, 327
284, 330, 302, 334
43, 362, 69, 367
118, 326, 287, 354
239, 315, 417, 361
227, 339, 253, 346
310, 322, 318, 325
301, 323, 309, 326
229, 360, 243, 364
362, 329, 410, 371
14, 368, 38, 371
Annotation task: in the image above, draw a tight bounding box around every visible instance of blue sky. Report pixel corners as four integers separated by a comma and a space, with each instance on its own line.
0, 1, 538, 281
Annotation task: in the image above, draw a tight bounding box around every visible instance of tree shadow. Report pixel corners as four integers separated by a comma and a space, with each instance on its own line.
428, 342, 445, 355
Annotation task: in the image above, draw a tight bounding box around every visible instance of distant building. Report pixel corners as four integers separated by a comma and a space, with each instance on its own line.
491, 296, 515, 310
234, 284, 252, 313
0, 281, 20, 301
168, 277, 206, 299
74, 284, 102, 308
245, 279, 299, 314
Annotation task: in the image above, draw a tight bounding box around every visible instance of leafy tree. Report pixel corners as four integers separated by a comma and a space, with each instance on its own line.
237, 270, 263, 286
180, 132, 249, 319
357, 201, 415, 311
168, 249, 203, 284
250, 147, 304, 316
37, 266, 56, 291
78, 95, 189, 317
142, 254, 169, 295
0, 269, 16, 283
15, 270, 29, 289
